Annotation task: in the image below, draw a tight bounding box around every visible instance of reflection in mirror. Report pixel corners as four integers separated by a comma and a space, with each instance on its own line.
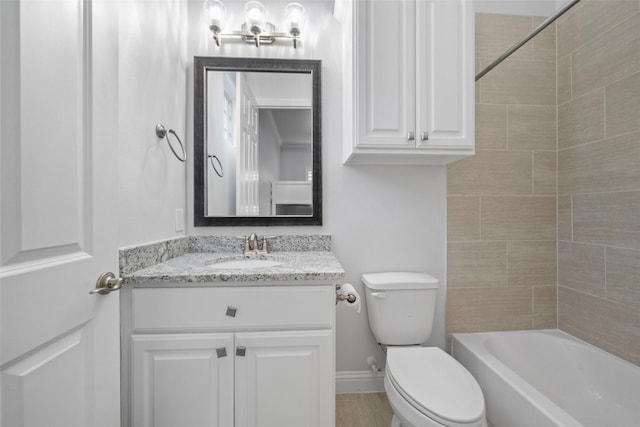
206, 72, 312, 217
194, 57, 321, 226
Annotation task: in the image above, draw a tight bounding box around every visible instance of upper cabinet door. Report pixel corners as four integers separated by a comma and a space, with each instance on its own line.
354, 0, 416, 149
416, 0, 475, 150
342, 0, 475, 165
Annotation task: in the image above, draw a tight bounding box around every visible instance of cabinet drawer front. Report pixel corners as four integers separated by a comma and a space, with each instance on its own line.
132, 286, 334, 331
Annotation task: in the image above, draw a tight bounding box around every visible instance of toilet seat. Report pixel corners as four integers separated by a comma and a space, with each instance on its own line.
386, 347, 485, 427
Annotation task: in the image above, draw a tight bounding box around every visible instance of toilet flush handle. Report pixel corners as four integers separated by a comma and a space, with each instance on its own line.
371, 292, 387, 299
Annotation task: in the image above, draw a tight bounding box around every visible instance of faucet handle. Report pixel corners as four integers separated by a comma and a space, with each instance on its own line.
235, 235, 250, 254
259, 235, 278, 253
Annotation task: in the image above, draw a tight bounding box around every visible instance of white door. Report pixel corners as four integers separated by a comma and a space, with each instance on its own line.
1, 1, 120, 426
235, 330, 334, 427
235, 73, 260, 216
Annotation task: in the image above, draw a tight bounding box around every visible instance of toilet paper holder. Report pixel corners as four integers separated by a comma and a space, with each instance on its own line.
335, 284, 357, 304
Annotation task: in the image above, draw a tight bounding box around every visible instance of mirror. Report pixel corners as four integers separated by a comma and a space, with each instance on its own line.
194, 57, 322, 226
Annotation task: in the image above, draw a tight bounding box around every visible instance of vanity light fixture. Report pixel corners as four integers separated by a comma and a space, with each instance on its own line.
203, 0, 306, 49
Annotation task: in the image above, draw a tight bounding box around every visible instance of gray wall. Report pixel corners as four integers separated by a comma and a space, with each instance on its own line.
185, 0, 447, 380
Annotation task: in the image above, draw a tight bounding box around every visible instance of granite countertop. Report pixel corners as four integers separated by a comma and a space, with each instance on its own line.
120, 235, 345, 285
124, 251, 344, 284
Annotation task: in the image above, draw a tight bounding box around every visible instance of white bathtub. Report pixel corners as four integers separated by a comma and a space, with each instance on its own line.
451, 330, 640, 427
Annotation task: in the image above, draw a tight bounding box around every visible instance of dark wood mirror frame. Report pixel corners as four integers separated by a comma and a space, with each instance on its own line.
193, 57, 322, 226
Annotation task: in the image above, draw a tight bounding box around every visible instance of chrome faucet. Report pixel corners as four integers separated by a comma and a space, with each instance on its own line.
236, 234, 277, 255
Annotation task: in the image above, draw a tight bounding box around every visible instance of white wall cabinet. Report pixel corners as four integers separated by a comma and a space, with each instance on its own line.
123, 285, 335, 427
341, 0, 475, 165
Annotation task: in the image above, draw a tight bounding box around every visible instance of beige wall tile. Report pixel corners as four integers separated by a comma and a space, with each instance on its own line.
476, 13, 533, 61
508, 105, 557, 150
606, 247, 640, 306
573, 190, 640, 250
558, 131, 640, 195
533, 151, 557, 195
448, 151, 532, 196
557, 0, 639, 59
572, 12, 640, 99
447, 287, 532, 333
533, 286, 558, 329
448, 196, 480, 241
558, 241, 606, 296
448, 242, 507, 287
606, 71, 640, 138
481, 196, 556, 241
532, 18, 556, 61
481, 59, 556, 105
558, 89, 605, 150
476, 104, 507, 150
558, 195, 573, 242
557, 55, 572, 105
559, 286, 640, 366
508, 241, 557, 286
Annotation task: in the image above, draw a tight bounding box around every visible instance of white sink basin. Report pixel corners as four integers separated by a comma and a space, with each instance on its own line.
208, 259, 282, 269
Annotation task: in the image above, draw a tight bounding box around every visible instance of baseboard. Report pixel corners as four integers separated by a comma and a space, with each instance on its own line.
335, 370, 385, 394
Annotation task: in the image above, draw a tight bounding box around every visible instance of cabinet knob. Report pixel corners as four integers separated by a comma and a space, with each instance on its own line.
236, 346, 246, 357
407, 132, 415, 141
226, 306, 238, 317
421, 132, 429, 141
216, 347, 228, 358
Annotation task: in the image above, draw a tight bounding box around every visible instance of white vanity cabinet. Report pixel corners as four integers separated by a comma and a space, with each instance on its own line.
341, 0, 475, 165
123, 284, 335, 427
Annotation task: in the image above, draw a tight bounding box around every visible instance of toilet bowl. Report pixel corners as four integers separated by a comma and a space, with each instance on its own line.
361, 272, 487, 427
384, 347, 486, 427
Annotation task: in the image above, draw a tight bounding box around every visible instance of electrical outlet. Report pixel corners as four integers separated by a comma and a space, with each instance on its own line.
175, 208, 185, 232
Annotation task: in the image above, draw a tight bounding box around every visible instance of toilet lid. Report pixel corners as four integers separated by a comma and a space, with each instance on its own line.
386, 347, 485, 426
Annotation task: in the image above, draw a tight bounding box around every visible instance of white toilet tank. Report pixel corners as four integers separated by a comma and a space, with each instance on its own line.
362, 272, 439, 346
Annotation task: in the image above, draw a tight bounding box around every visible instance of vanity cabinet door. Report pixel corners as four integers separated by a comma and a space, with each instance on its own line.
234, 330, 334, 427
131, 333, 234, 427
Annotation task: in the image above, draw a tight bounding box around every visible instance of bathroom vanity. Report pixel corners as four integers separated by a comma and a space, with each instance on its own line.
119, 236, 344, 427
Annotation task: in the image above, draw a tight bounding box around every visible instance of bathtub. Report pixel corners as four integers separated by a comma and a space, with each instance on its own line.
451, 330, 640, 427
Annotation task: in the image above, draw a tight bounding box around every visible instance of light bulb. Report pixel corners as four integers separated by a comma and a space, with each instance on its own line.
203, 0, 226, 33
285, 2, 305, 36
244, 1, 266, 34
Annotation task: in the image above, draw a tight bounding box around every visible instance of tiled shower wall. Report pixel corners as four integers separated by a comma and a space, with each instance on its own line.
556, 0, 640, 366
448, 0, 640, 367
446, 13, 558, 332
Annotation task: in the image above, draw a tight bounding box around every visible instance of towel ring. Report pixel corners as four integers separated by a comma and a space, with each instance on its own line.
155, 123, 186, 162
208, 154, 224, 177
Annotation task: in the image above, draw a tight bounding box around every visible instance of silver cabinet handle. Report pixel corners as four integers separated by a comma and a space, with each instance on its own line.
90, 272, 123, 295
216, 347, 228, 358
226, 306, 238, 317
236, 346, 246, 357
407, 132, 415, 141
421, 132, 429, 141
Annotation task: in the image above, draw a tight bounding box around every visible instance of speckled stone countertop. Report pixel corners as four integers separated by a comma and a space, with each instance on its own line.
120, 235, 345, 284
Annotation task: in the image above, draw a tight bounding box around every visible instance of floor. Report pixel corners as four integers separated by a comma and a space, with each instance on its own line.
336, 392, 394, 427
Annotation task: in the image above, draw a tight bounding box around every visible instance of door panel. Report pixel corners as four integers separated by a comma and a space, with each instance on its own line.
416, 0, 474, 148
355, 0, 416, 148
235, 330, 333, 427
1, 0, 120, 426
131, 333, 234, 427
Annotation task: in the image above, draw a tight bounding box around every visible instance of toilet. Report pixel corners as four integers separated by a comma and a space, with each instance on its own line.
362, 272, 486, 427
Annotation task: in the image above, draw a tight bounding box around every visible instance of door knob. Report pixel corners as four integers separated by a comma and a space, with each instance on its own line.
90, 272, 123, 295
